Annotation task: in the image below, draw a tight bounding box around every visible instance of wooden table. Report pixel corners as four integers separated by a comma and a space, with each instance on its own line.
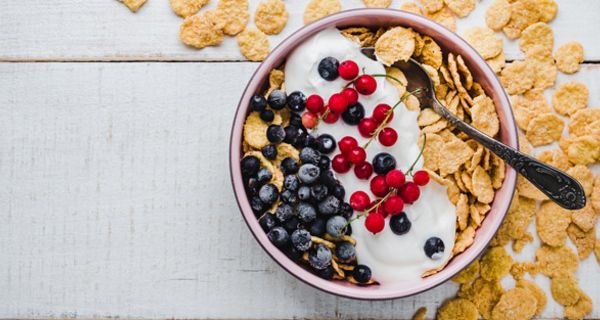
0, 1, 598, 318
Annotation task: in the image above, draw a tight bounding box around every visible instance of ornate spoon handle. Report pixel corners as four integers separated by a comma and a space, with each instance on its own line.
433, 100, 586, 210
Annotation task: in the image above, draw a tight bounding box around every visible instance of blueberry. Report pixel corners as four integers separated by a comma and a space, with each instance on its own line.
283, 126, 302, 144
304, 134, 322, 149
353, 265, 372, 283
267, 226, 289, 248
275, 203, 294, 222
342, 103, 365, 125
250, 196, 264, 214
297, 202, 317, 223
309, 217, 326, 237
284, 175, 300, 191
300, 147, 321, 165
268, 90, 287, 110
250, 95, 267, 112
336, 241, 356, 263
318, 195, 340, 216
318, 57, 340, 81
283, 216, 301, 233
310, 184, 329, 202
319, 170, 337, 188
298, 164, 321, 184
326, 215, 347, 238
317, 265, 335, 279
291, 229, 312, 251
317, 134, 336, 154
259, 213, 278, 232
258, 183, 279, 206
260, 109, 275, 122
267, 125, 286, 143
261, 144, 277, 160
289, 112, 303, 128
424, 237, 445, 260
287, 91, 306, 112
389, 212, 411, 235
331, 184, 345, 200
345, 224, 352, 235
285, 245, 303, 261
280, 157, 299, 174
256, 168, 272, 184
297, 186, 312, 201
280, 189, 299, 206
246, 177, 259, 195
318, 155, 330, 170
241, 156, 260, 177
338, 202, 353, 220
372, 152, 397, 175
293, 131, 307, 149
309, 244, 332, 270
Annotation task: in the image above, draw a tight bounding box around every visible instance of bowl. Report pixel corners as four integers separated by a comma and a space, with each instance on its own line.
229, 8, 517, 300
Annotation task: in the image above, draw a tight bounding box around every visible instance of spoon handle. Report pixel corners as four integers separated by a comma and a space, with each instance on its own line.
432, 100, 586, 210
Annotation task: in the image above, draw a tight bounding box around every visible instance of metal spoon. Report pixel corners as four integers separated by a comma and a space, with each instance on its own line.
361, 47, 586, 210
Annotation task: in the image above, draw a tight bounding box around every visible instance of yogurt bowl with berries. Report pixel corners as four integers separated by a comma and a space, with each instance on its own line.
230, 9, 517, 299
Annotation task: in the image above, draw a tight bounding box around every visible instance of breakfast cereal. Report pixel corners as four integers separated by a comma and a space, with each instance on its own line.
303, 0, 341, 24
556, 42, 585, 74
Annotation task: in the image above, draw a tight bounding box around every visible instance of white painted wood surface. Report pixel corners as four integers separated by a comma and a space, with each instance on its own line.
0, 0, 599, 319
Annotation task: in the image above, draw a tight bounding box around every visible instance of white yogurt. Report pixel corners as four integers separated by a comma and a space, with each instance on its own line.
285, 28, 456, 282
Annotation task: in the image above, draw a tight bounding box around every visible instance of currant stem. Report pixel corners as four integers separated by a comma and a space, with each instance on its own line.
371, 74, 406, 87
406, 133, 427, 176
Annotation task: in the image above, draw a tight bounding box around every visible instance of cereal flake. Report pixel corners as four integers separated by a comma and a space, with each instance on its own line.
525, 112, 564, 146
237, 27, 270, 61
556, 42, 584, 74
485, 0, 511, 31
303, 0, 341, 24
463, 27, 503, 59
552, 82, 589, 116
536, 201, 571, 247
375, 27, 416, 65
179, 12, 225, 49
480, 246, 512, 281
216, 0, 250, 35
491, 288, 537, 320
255, 0, 288, 35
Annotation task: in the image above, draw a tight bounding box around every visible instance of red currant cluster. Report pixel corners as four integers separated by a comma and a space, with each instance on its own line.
349, 169, 430, 234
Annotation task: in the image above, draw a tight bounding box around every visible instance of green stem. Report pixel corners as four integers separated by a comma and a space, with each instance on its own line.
343, 191, 394, 228
406, 133, 427, 176
371, 74, 407, 87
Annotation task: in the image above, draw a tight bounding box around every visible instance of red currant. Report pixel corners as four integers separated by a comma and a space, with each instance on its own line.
350, 191, 371, 211
341, 88, 359, 105
358, 117, 378, 137
378, 127, 398, 146
383, 195, 404, 216
321, 107, 339, 123
385, 169, 405, 189
354, 161, 373, 180
331, 154, 351, 173
370, 175, 389, 197
301, 112, 318, 129
328, 93, 349, 114
338, 136, 358, 155
365, 212, 385, 234
338, 60, 359, 80
373, 103, 394, 124
347, 146, 366, 164
354, 75, 377, 95
413, 170, 430, 186
306, 94, 324, 113
370, 204, 386, 218
399, 182, 421, 204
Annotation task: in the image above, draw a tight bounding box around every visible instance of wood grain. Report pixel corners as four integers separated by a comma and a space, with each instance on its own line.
0, 62, 598, 319
1, 0, 599, 61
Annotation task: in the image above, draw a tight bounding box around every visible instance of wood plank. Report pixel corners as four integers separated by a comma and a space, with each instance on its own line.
1, 0, 599, 61
0, 62, 598, 319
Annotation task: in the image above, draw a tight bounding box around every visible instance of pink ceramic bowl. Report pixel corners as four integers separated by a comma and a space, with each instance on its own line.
229, 9, 517, 300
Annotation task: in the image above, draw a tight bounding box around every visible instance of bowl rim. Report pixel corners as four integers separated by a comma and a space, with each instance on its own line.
229, 8, 518, 300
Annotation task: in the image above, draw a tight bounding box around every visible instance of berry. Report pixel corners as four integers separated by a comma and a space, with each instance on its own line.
250, 196, 265, 214
354, 75, 377, 95
321, 107, 340, 123
283, 175, 300, 191
370, 175, 389, 197
353, 265, 372, 283
280, 189, 298, 205
310, 184, 329, 202
328, 93, 349, 114
267, 226, 290, 248
341, 103, 365, 125
372, 152, 397, 175
306, 94, 324, 113
266, 125, 286, 143
318, 57, 340, 81
283, 216, 301, 233
341, 88, 359, 105
298, 164, 321, 184
250, 95, 267, 112
246, 177, 259, 195
319, 170, 337, 188
302, 112, 319, 129
385, 169, 405, 189
283, 126, 302, 144
318, 155, 331, 170
287, 91, 306, 112
260, 109, 275, 122
258, 213, 277, 232
267, 90, 287, 110
241, 155, 260, 177
383, 195, 404, 215
300, 147, 321, 165
297, 202, 317, 223
358, 117, 378, 137
338, 136, 358, 155
297, 185, 311, 201
289, 112, 303, 128
317, 134, 336, 154
336, 241, 356, 263
304, 134, 321, 149
261, 144, 277, 160
258, 183, 279, 205
286, 246, 303, 261
309, 217, 326, 237
399, 182, 420, 204
345, 224, 353, 235
354, 161, 373, 180
280, 157, 299, 175
256, 168, 273, 184
308, 244, 332, 270
291, 229, 312, 251
338, 202, 353, 219
413, 170, 430, 186
275, 203, 294, 222
326, 215, 347, 238
338, 60, 359, 80
372, 103, 393, 124
347, 147, 366, 164
331, 154, 351, 173
318, 195, 340, 216
389, 212, 411, 235
365, 212, 385, 234
350, 191, 370, 211
317, 266, 335, 279
378, 127, 398, 146
331, 184, 346, 200
424, 237, 445, 260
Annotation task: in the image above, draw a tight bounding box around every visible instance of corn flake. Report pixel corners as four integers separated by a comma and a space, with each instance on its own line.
550, 273, 581, 306
525, 112, 564, 146
564, 290, 593, 320
471, 95, 499, 137
412, 307, 427, 320
452, 259, 479, 284
303, 0, 341, 24
122, 0, 147, 12
592, 175, 600, 213
502, 0, 541, 39
511, 92, 551, 131
536, 201, 571, 247
567, 135, 600, 165
215, 0, 250, 35
537, 149, 570, 171
500, 60, 534, 95
444, 0, 476, 17
538, 0, 558, 22
486, 51, 505, 74
519, 22, 553, 57
536, 245, 579, 277
552, 82, 589, 116
400, 2, 424, 15
463, 27, 503, 59
169, 0, 209, 17
179, 12, 225, 49
566, 165, 594, 196
485, 0, 511, 30
491, 288, 537, 320
556, 42, 584, 74
480, 246, 512, 281
437, 298, 479, 320
375, 27, 416, 66
418, 0, 444, 13
516, 280, 547, 316
363, 0, 392, 7
568, 108, 600, 137
237, 27, 270, 61
426, 7, 457, 32
255, 0, 288, 35
567, 224, 596, 260
439, 139, 474, 176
